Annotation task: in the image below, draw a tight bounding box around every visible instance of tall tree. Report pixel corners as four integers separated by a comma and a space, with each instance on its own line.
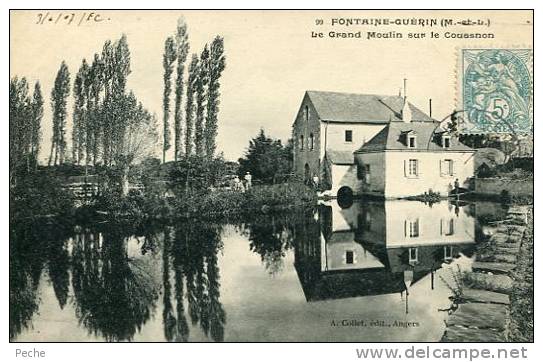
110, 34, 131, 163
173, 19, 189, 161
184, 55, 198, 156
101, 40, 115, 166
194, 45, 209, 157
72, 59, 90, 165
204, 36, 226, 158
162, 36, 177, 163
49, 61, 70, 166
30, 81, 44, 166
9, 77, 31, 181
114, 92, 158, 195
89, 53, 104, 166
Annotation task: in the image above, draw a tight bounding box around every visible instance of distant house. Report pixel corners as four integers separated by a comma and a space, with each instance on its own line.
292, 90, 475, 198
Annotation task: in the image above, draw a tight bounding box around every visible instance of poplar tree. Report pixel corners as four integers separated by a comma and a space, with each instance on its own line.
49, 61, 70, 166
194, 45, 209, 157
173, 19, 189, 161
101, 40, 114, 166
9, 77, 31, 178
162, 36, 177, 163
184, 54, 198, 156
72, 59, 89, 165
204, 36, 226, 158
30, 81, 44, 165
89, 53, 104, 166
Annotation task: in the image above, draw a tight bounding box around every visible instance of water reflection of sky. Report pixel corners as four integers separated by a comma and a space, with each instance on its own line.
11, 200, 503, 342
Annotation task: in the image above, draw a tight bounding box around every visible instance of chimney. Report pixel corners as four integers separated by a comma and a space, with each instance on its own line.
401, 79, 412, 123
429, 98, 433, 118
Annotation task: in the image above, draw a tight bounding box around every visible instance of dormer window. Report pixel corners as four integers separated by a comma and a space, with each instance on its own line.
408, 135, 417, 148
442, 136, 451, 148
402, 130, 417, 148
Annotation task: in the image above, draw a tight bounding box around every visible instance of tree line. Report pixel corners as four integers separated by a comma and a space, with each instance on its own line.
162, 18, 226, 162
10, 17, 226, 189
9, 77, 44, 182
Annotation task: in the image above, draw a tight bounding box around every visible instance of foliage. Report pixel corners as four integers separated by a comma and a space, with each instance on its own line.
49, 61, 71, 166
162, 36, 177, 163
238, 129, 293, 184
10, 77, 43, 183
9, 171, 74, 221
174, 18, 190, 160
205, 36, 226, 158
168, 155, 229, 194
195, 45, 209, 156
185, 54, 198, 155
72, 59, 91, 165
507, 208, 533, 342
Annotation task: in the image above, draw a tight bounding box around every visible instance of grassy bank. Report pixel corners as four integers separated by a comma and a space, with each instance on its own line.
84, 181, 317, 222
507, 208, 534, 342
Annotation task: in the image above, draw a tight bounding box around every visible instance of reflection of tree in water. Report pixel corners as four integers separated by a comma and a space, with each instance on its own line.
71, 224, 160, 342
10, 221, 72, 340
242, 212, 310, 276
10, 222, 46, 340
162, 221, 226, 342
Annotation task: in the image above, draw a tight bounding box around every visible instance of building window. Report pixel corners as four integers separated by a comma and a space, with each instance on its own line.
345, 250, 354, 264
345, 130, 353, 143
409, 247, 419, 263
408, 135, 417, 148
441, 159, 454, 176
303, 105, 310, 122
444, 246, 453, 260
443, 136, 451, 148
407, 159, 419, 177
300, 135, 304, 150
309, 133, 314, 150
446, 218, 454, 235
405, 219, 420, 238
409, 219, 419, 237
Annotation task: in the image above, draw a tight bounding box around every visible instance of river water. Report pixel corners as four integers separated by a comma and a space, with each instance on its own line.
10, 199, 507, 342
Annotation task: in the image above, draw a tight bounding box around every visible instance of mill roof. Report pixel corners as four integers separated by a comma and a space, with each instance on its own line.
306, 90, 435, 124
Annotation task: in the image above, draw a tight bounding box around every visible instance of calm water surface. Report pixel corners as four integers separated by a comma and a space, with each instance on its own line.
10, 200, 507, 342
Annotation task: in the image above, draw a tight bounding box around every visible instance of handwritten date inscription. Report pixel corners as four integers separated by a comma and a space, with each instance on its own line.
35, 12, 110, 26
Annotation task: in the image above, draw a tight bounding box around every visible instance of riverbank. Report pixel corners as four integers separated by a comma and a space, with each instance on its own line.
441, 205, 533, 342
78, 181, 318, 222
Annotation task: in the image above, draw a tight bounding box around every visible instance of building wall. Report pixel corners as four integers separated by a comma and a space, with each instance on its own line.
330, 164, 363, 196
292, 94, 321, 180
383, 200, 475, 248
322, 123, 385, 152
355, 152, 386, 194
383, 151, 475, 198
324, 233, 385, 271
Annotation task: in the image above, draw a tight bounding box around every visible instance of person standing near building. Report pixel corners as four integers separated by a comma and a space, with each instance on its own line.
244, 172, 252, 190
312, 173, 319, 190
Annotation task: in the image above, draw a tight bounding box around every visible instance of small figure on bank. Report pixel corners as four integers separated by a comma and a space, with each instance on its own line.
244, 172, 252, 190
233, 175, 245, 192
312, 173, 320, 190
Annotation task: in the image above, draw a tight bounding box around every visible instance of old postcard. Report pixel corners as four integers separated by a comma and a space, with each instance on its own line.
9, 9, 533, 344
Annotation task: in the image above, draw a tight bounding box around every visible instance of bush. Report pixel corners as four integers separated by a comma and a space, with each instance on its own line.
10, 172, 74, 220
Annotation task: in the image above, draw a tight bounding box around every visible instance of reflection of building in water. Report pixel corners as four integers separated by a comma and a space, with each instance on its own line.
294, 200, 475, 304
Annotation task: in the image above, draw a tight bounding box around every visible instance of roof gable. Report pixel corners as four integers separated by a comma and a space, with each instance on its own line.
306, 90, 435, 124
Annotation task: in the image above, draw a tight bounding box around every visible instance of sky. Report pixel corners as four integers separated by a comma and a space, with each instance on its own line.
10, 10, 533, 162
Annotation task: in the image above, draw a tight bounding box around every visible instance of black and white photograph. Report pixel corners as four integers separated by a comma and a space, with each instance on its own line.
8, 7, 534, 351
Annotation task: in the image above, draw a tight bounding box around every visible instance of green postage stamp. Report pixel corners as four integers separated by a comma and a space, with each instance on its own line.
460, 48, 533, 134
